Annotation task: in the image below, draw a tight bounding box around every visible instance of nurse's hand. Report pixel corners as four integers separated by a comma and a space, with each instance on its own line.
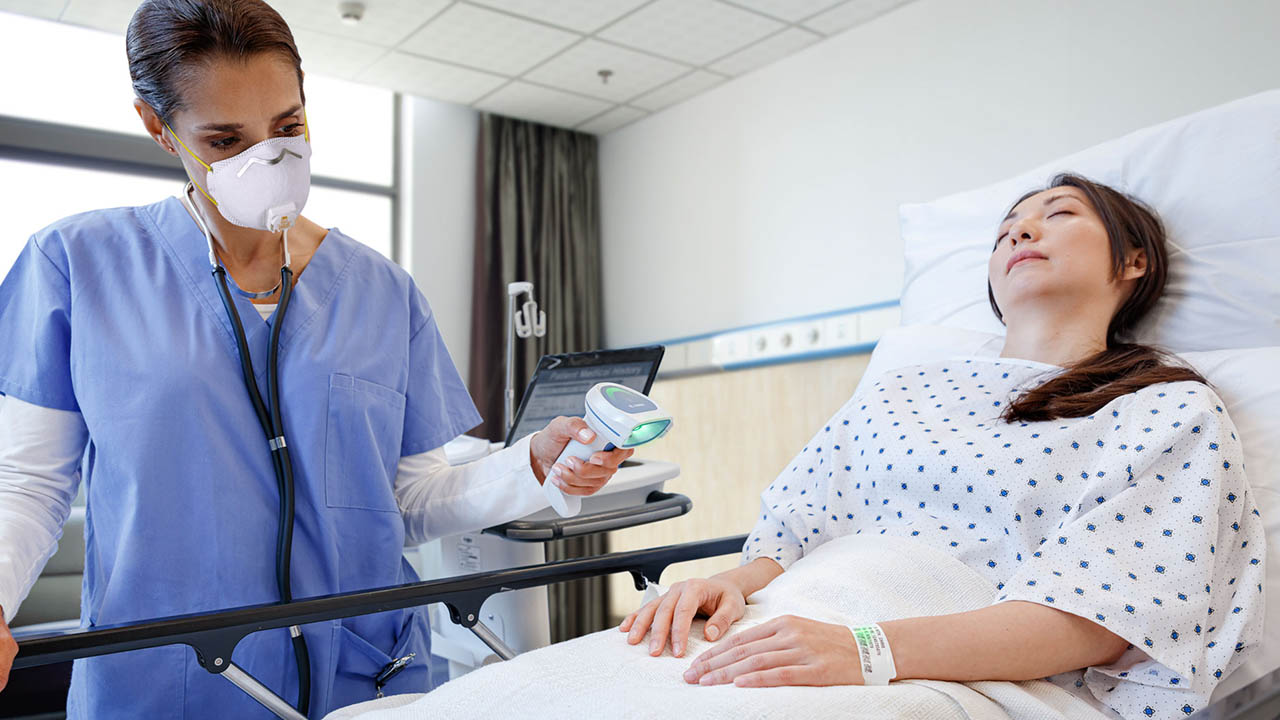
0, 607, 15, 692
529, 417, 634, 495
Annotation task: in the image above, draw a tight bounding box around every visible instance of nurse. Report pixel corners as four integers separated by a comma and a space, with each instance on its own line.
0, 0, 632, 716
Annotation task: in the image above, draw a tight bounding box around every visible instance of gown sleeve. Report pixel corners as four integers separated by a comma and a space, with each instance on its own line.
741, 390, 866, 571
993, 383, 1265, 718
0, 234, 78, 411
399, 284, 484, 457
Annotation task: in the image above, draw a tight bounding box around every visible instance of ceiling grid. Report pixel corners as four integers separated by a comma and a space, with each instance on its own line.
3, 0, 915, 134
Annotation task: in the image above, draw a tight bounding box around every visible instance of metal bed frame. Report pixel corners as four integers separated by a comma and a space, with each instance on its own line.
13, 531, 1279, 720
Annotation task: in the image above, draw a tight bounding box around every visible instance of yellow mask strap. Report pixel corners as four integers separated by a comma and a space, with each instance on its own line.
163, 122, 218, 206
302, 106, 309, 143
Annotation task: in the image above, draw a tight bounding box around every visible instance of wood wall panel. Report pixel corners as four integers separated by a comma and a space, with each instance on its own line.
605, 352, 872, 622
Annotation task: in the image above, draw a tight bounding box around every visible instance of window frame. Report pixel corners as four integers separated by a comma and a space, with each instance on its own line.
0, 94, 402, 264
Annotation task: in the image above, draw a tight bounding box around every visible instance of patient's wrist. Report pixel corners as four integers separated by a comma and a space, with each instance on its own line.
849, 624, 898, 685
716, 557, 784, 598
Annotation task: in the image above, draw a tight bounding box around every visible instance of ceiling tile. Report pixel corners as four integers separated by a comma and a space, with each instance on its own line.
0, 1, 65, 21
293, 28, 388, 81
576, 105, 647, 135
398, 3, 580, 76
710, 26, 821, 76
466, 0, 650, 34
523, 39, 689, 103
599, 0, 783, 66
59, 0, 134, 34
630, 69, 725, 112
269, 0, 451, 48
358, 51, 507, 105
475, 81, 612, 129
803, 0, 914, 35
721, 0, 845, 23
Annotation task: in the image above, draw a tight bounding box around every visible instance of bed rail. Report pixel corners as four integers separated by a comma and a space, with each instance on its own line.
13, 534, 747, 673
12, 531, 1276, 720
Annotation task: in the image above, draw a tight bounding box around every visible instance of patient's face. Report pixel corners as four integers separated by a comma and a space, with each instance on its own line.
988, 186, 1129, 320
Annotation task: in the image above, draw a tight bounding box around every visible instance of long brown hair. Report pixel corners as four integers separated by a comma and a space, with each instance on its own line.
126, 0, 304, 125
988, 174, 1206, 422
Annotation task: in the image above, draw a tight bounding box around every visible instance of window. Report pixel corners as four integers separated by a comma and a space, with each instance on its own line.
309, 186, 393, 260
0, 10, 397, 279
0, 13, 142, 137
0, 159, 177, 275
0, 159, 393, 271
305, 75, 394, 187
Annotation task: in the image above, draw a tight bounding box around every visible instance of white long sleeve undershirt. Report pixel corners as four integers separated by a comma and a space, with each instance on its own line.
0, 392, 548, 623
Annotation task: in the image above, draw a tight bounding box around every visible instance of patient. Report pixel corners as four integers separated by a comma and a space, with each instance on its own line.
622, 174, 1265, 719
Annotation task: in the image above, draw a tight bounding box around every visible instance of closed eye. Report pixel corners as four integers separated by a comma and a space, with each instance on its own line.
1048, 210, 1072, 218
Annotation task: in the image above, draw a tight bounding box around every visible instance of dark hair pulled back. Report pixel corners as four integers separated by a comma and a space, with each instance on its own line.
988, 173, 1207, 423
126, 0, 304, 125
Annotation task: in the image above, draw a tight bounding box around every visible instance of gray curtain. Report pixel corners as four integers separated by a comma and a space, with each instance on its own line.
467, 113, 608, 642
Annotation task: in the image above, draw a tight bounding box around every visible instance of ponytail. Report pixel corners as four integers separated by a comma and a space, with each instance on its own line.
1002, 344, 1205, 423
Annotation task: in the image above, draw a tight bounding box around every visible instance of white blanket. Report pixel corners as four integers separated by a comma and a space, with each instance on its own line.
326, 535, 1118, 720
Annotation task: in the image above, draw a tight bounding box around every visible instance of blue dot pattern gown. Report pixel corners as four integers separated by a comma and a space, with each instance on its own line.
741, 357, 1265, 720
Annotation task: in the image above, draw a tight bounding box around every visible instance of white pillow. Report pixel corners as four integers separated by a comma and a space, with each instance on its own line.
858, 324, 1280, 701
897, 90, 1280, 352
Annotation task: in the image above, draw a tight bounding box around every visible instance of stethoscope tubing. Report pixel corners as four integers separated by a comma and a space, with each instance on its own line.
190, 180, 312, 716
212, 264, 311, 716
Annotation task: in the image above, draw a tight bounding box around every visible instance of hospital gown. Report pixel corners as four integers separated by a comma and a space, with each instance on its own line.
741, 356, 1265, 720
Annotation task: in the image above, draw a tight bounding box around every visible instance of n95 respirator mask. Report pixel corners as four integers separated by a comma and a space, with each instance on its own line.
204, 134, 312, 232
168, 123, 312, 233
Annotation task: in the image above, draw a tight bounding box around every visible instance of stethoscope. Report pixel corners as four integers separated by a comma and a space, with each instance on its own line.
181, 184, 313, 716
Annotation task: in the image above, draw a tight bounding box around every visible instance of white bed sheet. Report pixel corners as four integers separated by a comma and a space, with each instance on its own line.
324, 534, 1117, 720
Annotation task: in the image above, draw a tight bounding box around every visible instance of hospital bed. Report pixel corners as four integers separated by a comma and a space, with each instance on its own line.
11, 528, 1280, 720
13, 89, 1280, 720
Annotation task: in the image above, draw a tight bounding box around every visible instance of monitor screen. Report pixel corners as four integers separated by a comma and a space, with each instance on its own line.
505, 347, 663, 447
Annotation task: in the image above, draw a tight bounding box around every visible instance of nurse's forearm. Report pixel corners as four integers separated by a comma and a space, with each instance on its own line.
879, 600, 1130, 682
0, 395, 86, 621
394, 435, 546, 545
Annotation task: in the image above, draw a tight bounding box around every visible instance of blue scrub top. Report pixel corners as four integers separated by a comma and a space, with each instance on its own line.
0, 196, 483, 718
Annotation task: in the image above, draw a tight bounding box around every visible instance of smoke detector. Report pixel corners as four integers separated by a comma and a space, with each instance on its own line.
338, 2, 365, 25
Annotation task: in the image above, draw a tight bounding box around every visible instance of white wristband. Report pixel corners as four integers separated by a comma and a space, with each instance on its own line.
850, 623, 897, 685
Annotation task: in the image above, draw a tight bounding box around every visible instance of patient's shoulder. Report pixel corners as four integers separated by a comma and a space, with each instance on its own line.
865, 356, 1050, 390
1119, 378, 1222, 413
1110, 379, 1240, 445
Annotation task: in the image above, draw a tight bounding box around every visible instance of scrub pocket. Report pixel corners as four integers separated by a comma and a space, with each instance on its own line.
331, 608, 433, 704
325, 373, 406, 512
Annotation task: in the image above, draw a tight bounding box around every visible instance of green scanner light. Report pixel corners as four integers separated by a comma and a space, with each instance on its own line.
625, 419, 671, 447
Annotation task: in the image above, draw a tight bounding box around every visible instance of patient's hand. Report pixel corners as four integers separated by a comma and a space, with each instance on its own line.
681, 615, 864, 688
620, 576, 746, 658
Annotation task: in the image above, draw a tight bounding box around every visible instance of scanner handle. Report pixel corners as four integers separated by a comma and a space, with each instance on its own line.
547, 436, 606, 517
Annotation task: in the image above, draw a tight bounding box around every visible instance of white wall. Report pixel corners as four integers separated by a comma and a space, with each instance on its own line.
401, 95, 479, 382
599, 0, 1280, 349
